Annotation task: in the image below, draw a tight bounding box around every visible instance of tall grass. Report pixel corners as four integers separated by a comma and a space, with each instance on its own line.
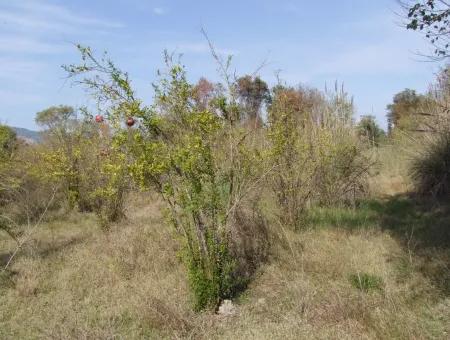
411, 131, 450, 198
1, 195, 448, 339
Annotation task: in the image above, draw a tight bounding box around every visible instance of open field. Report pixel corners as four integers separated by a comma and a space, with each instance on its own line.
2, 1, 450, 339
1, 189, 448, 339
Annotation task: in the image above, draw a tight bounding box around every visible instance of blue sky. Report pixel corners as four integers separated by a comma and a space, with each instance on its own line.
0, 0, 443, 130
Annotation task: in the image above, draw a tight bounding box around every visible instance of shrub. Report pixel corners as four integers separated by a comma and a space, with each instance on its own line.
312, 128, 371, 206
267, 85, 371, 228
411, 131, 450, 198
36, 105, 90, 210
267, 87, 317, 228
0, 130, 59, 241
0, 125, 17, 160
36, 108, 128, 226
409, 66, 450, 199
79, 124, 129, 227
0, 124, 17, 211
65, 46, 267, 310
357, 115, 386, 147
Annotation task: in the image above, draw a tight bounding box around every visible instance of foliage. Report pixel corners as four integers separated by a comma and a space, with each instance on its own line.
357, 115, 386, 147
267, 84, 371, 228
411, 130, 450, 197
312, 127, 371, 207
36, 105, 128, 226
36, 105, 84, 210
0, 124, 18, 239
409, 67, 450, 198
402, 0, 450, 59
386, 88, 428, 135
236, 75, 270, 125
0, 125, 17, 161
64, 45, 266, 310
35, 105, 76, 129
267, 86, 318, 227
192, 77, 216, 110
0, 132, 58, 242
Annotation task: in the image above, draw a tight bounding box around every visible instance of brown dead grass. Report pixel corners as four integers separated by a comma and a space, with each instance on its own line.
0, 192, 448, 339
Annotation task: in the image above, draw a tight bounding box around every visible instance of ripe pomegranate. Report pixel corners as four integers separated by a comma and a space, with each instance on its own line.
126, 117, 135, 127
95, 115, 104, 123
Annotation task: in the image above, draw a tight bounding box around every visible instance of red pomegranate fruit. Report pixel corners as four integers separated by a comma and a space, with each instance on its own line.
95, 115, 104, 123
126, 117, 135, 127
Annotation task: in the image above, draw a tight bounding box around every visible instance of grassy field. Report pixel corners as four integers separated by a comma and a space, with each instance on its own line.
1, 160, 449, 339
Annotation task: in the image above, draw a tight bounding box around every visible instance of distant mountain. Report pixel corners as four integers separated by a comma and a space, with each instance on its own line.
12, 127, 41, 143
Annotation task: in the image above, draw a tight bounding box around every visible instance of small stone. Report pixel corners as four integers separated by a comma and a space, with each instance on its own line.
218, 299, 236, 316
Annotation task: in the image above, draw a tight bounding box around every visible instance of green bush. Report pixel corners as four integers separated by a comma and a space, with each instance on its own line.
0, 125, 17, 161
65, 46, 267, 310
349, 272, 383, 292
0, 130, 60, 240
36, 108, 129, 227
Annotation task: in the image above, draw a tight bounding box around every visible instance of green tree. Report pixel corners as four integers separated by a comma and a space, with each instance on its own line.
386, 89, 427, 134
269, 85, 325, 128
193, 77, 216, 110
357, 115, 385, 146
35, 105, 76, 129
236, 75, 270, 124
0, 124, 17, 161
35, 105, 84, 209
0, 124, 17, 208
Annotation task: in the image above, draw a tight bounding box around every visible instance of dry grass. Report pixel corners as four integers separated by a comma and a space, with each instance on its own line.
0, 192, 448, 339
368, 144, 413, 197
218, 227, 447, 339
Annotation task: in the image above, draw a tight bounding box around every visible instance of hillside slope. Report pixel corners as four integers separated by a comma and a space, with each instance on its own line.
12, 127, 41, 143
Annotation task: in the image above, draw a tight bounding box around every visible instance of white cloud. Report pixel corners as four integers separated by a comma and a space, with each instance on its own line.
0, 35, 68, 54
14, 1, 124, 29
153, 7, 166, 15
0, 0, 125, 89
0, 0, 124, 36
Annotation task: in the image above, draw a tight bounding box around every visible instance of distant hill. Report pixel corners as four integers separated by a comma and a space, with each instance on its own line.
12, 127, 41, 143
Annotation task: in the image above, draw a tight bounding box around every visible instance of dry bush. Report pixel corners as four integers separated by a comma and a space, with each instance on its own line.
229, 207, 269, 285
311, 127, 371, 207
411, 130, 450, 197
0, 139, 60, 244
408, 70, 450, 198
267, 84, 372, 228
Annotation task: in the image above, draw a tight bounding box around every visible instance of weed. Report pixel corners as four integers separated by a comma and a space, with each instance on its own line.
349, 272, 384, 292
